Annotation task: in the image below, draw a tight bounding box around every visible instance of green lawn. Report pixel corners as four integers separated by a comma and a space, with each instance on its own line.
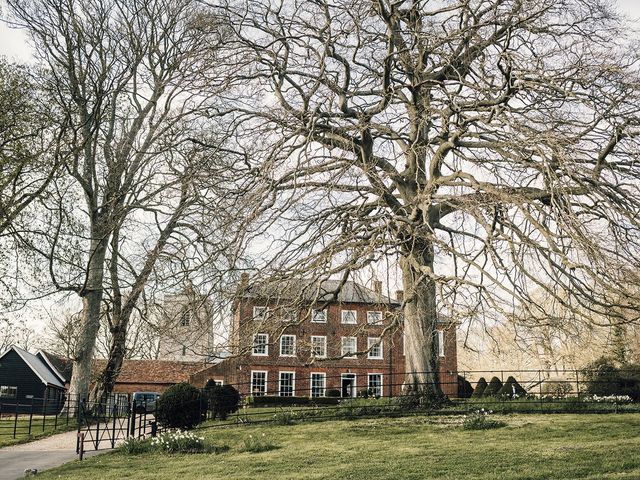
34, 413, 640, 479
0, 417, 75, 447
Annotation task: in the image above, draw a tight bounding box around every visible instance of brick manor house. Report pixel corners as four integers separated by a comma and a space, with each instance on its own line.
194, 276, 458, 398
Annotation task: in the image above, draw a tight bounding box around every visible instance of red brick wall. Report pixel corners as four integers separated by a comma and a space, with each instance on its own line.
230, 297, 459, 397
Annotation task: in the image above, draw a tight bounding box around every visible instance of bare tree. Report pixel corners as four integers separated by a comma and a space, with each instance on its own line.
0, 58, 58, 236
0, 316, 38, 353
6, 0, 245, 403
0, 58, 60, 305
44, 305, 161, 361
215, 0, 640, 399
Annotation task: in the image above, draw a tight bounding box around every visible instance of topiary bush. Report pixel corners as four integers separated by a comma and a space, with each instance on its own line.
326, 389, 341, 398
457, 376, 474, 399
541, 379, 573, 398
497, 376, 527, 399
582, 358, 640, 401
483, 377, 503, 397
470, 377, 487, 398
156, 382, 204, 429
205, 381, 241, 420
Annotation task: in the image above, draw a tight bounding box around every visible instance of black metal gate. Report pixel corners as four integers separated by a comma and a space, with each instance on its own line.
75, 395, 158, 457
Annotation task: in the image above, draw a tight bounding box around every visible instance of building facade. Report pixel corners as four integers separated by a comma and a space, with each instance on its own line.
157, 286, 216, 362
214, 279, 458, 398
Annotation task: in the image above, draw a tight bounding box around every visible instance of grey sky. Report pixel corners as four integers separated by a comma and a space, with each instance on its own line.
1, 0, 639, 61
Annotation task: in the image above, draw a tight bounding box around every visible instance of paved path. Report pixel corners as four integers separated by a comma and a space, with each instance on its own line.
0, 429, 114, 480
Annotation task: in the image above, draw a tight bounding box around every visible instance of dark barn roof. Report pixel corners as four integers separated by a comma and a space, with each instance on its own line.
0, 346, 66, 389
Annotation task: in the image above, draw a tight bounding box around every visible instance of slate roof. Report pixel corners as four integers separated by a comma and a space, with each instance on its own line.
37, 350, 73, 383
2, 346, 66, 389
243, 279, 400, 305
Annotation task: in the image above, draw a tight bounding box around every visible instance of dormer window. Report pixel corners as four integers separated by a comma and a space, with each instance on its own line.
367, 311, 383, 325
341, 310, 357, 324
311, 309, 327, 323
253, 306, 267, 321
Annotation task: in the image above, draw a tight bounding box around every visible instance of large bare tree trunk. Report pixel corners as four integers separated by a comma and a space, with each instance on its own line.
400, 246, 446, 403
92, 322, 127, 401
67, 235, 108, 409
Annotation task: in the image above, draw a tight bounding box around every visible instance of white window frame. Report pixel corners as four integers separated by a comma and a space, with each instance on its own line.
367, 373, 383, 397
341, 336, 357, 358
250, 370, 268, 396
310, 372, 326, 398
341, 310, 357, 324
367, 337, 383, 359
253, 306, 267, 321
279, 334, 297, 357
311, 309, 327, 323
437, 330, 445, 357
278, 371, 296, 397
282, 309, 297, 323
252, 333, 269, 356
341, 373, 357, 398
311, 335, 327, 358
0, 385, 17, 398
367, 311, 383, 325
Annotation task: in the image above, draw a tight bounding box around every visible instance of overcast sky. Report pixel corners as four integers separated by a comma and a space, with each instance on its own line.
1, 0, 640, 62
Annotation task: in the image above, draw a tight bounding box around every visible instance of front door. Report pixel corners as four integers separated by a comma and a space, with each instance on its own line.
341, 374, 356, 398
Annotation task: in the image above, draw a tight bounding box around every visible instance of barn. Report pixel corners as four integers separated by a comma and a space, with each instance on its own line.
0, 346, 66, 414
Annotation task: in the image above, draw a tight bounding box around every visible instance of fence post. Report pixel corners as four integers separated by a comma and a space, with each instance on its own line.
53, 395, 58, 431
28, 396, 34, 436
94, 399, 101, 450
575, 370, 580, 399
111, 403, 117, 448
42, 393, 48, 432
538, 370, 543, 412
78, 433, 85, 460
129, 403, 136, 438
13, 397, 19, 439
75, 398, 83, 454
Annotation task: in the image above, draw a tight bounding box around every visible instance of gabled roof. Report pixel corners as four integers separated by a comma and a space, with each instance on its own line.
0, 346, 65, 389
242, 279, 400, 305
36, 350, 72, 384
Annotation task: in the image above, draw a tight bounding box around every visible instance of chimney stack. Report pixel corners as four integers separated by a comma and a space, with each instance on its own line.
396, 290, 404, 302
239, 273, 250, 291
373, 280, 382, 295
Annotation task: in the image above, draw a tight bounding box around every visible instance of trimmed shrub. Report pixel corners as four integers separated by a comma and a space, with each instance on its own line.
470, 377, 487, 398
358, 388, 378, 399
541, 379, 573, 397
249, 396, 309, 407
326, 389, 341, 398
156, 382, 204, 429
205, 382, 241, 420
582, 358, 640, 401
497, 376, 527, 399
457, 376, 474, 399
247, 395, 341, 407
483, 377, 503, 397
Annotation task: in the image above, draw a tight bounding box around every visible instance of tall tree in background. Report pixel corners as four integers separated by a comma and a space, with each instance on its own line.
217, 0, 640, 399
7, 0, 246, 404
0, 58, 59, 304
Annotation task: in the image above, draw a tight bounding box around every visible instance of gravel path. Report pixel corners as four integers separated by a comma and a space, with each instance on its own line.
0, 428, 118, 480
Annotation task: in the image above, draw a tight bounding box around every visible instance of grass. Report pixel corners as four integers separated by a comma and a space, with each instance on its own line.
0, 417, 76, 448
32, 413, 640, 479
